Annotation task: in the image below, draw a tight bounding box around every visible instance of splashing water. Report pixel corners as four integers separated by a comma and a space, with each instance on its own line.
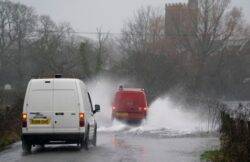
98, 119, 130, 132
130, 97, 210, 134
88, 76, 211, 136
149, 97, 208, 131
87, 75, 131, 127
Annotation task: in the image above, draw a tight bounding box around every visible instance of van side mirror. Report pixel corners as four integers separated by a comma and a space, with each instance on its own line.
94, 104, 100, 114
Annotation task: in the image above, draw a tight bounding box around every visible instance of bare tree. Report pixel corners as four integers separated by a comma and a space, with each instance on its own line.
167, 0, 243, 91
118, 7, 182, 100
95, 27, 109, 73
0, 1, 37, 86
33, 15, 78, 76
0, 1, 15, 83
79, 41, 91, 78
120, 6, 165, 55
11, 2, 37, 83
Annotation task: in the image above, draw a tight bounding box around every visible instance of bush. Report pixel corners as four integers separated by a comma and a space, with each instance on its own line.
0, 89, 24, 150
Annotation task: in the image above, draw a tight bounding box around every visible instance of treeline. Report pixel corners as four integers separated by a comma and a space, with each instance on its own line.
0, 0, 250, 102
0, 0, 113, 91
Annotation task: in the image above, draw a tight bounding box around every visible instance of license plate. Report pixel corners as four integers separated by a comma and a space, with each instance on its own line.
30, 118, 50, 125
116, 112, 128, 117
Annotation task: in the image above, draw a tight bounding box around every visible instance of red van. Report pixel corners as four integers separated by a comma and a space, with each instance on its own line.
112, 86, 148, 122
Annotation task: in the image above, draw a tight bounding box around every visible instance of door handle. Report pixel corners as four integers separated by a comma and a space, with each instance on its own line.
55, 112, 64, 115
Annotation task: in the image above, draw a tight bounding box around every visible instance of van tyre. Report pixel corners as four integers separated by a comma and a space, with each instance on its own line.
84, 134, 89, 150
22, 139, 31, 154
79, 138, 83, 149
83, 125, 90, 150
92, 123, 97, 146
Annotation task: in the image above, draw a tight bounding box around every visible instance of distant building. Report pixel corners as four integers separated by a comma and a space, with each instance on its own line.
164, 0, 198, 58
188, 0, 198, 9
165, 0, 198, 37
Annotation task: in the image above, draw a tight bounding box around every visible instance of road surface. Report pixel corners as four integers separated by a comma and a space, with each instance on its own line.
0, 131, 218, 162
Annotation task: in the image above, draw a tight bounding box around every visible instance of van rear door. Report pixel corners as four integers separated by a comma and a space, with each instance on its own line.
27, 79, 54, 133
53, 80, 79, 133
115, 91, 145, 112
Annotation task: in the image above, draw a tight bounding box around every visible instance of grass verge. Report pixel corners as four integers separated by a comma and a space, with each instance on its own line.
200, 150, 226, 162
0, 132, 20, 151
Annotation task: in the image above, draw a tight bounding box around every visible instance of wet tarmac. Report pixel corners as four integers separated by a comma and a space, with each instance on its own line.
0, 131, 218, 162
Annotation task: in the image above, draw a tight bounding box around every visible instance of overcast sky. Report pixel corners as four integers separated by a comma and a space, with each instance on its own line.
11, 0, 250, 38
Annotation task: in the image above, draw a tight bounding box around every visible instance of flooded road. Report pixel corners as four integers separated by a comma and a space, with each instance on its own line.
0, 132, 218, 162
0, 77, 220, 162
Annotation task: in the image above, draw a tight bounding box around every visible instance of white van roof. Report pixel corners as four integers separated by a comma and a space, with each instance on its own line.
28, 78, 87, 90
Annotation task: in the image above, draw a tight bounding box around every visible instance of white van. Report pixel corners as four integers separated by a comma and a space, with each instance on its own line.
21, 76, 100, 153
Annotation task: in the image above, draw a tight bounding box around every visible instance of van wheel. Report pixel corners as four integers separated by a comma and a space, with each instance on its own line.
92, 123, 97, 146
22, 139, 31, 154
83, 125, 89, 150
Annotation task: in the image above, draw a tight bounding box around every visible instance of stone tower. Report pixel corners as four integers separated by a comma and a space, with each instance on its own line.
188, 0, 198, 9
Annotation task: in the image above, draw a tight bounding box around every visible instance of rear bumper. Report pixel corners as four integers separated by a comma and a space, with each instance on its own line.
112, 112, 146, 121
21, 133, 84, 144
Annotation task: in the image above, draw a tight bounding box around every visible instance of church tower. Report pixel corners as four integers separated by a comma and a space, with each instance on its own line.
188, 0, 198, 9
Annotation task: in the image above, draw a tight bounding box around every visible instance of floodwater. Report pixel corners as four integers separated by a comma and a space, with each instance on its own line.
0, 131, 218, 162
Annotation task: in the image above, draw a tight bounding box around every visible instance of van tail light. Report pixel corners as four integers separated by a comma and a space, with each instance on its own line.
112, 106, 116, 110
79, 112, 85, 127
22, 113, 27, 127
139, 107, 147, 111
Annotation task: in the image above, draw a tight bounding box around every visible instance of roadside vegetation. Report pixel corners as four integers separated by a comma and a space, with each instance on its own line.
201, 150, 224, 162
0, 90, 23, 149
0, 1, 249, 159
202, 103, 250, 162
